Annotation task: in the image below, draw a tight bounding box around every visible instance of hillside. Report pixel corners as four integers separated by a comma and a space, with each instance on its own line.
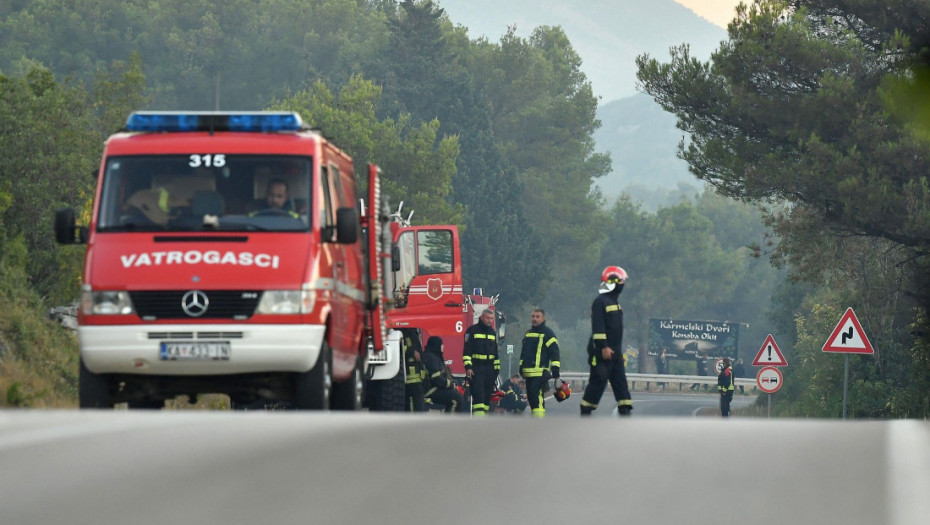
437, 0, 727, 103
595, 93, 703, 205
437, 0, 726, 199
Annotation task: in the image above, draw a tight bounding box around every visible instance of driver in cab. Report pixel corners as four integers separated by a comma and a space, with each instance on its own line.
251, 178, 298, 218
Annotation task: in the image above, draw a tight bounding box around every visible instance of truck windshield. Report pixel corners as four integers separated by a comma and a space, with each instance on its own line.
97, 155, 312, 232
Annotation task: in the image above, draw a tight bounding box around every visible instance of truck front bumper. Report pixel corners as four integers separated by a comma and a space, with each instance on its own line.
79, 324, 326, 375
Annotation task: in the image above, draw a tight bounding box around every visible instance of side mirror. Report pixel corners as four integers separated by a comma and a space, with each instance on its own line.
54, 208, 77, 244
335, 206, 358, 244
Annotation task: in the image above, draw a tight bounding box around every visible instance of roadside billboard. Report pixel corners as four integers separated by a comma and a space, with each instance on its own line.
646, 318, 740, 361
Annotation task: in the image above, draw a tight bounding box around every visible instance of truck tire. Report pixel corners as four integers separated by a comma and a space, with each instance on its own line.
79, 358, 112, 409
295, 341, 332, 410
331, 356, 364, 410
365, 368, 405, 412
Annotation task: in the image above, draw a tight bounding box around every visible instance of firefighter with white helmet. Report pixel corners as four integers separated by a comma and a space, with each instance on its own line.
580, 266, 633, 416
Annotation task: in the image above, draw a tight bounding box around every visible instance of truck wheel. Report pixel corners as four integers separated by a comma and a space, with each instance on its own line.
295, 341, 332, 410
331, 356, 364, 410
79, 358, 112, 409
365, 368, 405, 412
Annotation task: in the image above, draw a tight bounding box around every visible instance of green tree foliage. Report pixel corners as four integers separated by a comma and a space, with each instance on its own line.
0, 0, 389, 110
478, 25, 612, 317
0, 0, 611, 316
271, 76, 464, 226
0, 2, 818, 411
363, 0, 550, 307
636, 0, 930, 415
554, 190, 783, 372
0, 58, 146, 304
0, 65, 96, 304
611, 192, 780, 367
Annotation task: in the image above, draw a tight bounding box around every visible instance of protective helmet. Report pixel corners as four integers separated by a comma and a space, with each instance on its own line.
601, 265, 628, 284
599, 266, 628, 293
554, 380, 572, 402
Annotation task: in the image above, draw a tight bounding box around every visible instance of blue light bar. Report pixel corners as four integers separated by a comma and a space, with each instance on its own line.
126, 113, 200, 132
125, 111, 304, 132
227, 113, 302, 132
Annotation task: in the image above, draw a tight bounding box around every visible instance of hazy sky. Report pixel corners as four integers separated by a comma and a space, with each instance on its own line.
674, 0, 744, 28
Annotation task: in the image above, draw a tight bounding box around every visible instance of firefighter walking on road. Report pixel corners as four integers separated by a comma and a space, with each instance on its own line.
580, 266, 633, 417
520, 309, 561, 418
463, 308, 500, 416
718, 357, 735, 417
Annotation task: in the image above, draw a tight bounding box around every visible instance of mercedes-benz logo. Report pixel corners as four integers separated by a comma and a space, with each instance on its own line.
181, 290, 209, 317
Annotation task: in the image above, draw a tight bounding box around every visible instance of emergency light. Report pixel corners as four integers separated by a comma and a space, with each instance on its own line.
125, 111, 304, 133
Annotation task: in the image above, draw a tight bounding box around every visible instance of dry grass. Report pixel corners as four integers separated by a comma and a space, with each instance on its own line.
0, 302, 79, 408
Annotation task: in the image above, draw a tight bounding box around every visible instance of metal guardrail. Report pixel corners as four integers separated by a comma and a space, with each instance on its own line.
557, 372, 758, 392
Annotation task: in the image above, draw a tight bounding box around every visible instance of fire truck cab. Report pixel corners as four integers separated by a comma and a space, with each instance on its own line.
56, 111, 384, 409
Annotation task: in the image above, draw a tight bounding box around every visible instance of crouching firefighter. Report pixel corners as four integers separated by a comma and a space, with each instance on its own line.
422, 336, 466, 413
520, 308, 561, 418
580, 266, 633, 417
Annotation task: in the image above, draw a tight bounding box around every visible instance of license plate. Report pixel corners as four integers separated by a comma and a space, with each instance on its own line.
159, 342, 231, 361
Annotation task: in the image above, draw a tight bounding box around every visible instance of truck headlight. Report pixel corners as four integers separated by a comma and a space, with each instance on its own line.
82, 288, 134, 315
256, 289, 315, 314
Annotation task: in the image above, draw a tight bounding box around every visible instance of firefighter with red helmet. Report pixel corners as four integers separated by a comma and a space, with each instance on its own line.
463, 307, 500, 416
519, 308, 561, 418
580, 266, 633, 416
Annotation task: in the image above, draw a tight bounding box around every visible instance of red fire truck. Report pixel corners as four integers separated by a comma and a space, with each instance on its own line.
368, 205, 502, 408
54, 111, 501, 410
381, 204, 500, 375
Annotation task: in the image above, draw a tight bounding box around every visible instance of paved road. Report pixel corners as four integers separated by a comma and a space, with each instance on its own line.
543, 389, 756, 417
2, 410, 928, 525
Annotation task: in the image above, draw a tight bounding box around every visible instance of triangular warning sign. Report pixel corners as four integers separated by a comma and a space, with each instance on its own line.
822, 307, 874, 354
752, 334, 788, 366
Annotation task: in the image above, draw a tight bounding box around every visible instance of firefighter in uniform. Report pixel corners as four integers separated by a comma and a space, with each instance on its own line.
520, 309, 561, 418
401, 328, 426, 412
422, 336, 466, 413
463, 308, 500, 416
581, 266, 633, 416
718, 357, 735, 417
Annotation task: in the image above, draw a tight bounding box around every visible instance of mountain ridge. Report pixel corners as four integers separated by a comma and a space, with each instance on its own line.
437, 0, 725, 198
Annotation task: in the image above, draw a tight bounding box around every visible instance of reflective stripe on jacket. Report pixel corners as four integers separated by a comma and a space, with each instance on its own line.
587, 293, 623, 365
718, 365, 735, 392
463, 322, 499, 370
519, 322, 561, 377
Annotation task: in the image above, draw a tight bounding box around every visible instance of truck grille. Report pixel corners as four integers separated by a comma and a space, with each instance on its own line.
129, 291, 261, 320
